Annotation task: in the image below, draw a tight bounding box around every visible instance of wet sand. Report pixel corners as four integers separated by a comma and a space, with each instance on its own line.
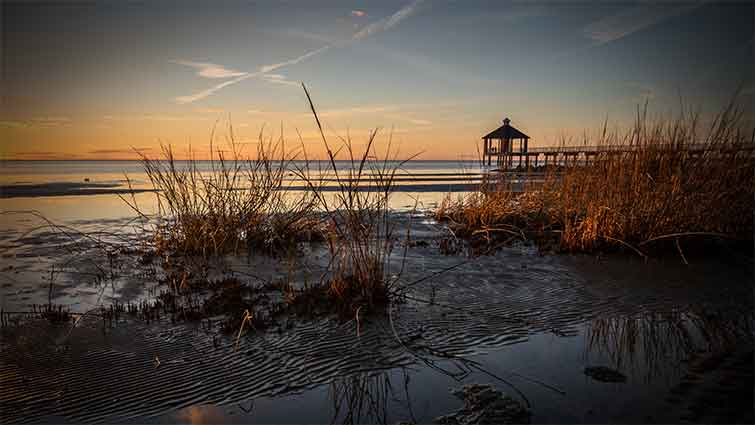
0, 212, 752, 424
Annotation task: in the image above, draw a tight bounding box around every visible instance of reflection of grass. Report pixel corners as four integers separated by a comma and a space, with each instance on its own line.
330, 370, 414, 425
587, 310, 751, 381
436, 103, 755, 257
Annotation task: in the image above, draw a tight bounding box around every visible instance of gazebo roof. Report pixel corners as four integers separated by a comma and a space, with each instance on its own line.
482, 118, 529, 140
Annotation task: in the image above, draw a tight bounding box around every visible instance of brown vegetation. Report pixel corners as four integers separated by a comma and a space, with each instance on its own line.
116, 84, 413, 334
436, 104, 755, 258
286, 84, 412, 316
122, 129, 321, 258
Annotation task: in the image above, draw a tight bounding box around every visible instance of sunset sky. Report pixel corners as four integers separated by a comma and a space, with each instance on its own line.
2, 0, 753, 160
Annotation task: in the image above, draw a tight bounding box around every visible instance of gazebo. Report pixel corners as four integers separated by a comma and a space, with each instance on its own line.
482, 118, 530, 168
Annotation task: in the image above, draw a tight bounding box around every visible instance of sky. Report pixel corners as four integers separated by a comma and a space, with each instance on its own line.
1, 0, 753, 160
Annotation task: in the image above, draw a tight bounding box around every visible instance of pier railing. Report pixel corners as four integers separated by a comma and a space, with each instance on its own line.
485, 142, 754, 156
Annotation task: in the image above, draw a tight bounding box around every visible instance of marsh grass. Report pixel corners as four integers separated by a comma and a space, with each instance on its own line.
282, 84, 415, 317
123, 127, 321, 259
115, 84, 415, 330
436, 103, 755, 257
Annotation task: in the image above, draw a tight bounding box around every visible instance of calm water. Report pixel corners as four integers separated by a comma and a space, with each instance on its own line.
0, 160, 483, 223
0, 160, 752, 424
0, 159, 483, 185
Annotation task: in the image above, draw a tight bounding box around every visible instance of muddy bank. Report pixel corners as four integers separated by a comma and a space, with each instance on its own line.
0, 212, 752, 423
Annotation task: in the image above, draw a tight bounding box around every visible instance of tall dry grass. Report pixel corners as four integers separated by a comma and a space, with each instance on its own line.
123, 125, 320, 258
122, 85, 412, 318
437, 104, 755, 256
286, 85, 414, 315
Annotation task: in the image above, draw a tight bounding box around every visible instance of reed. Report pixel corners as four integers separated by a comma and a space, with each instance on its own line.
436, 103, 755, 257
120, 85, 412, 323
287, 84, 414, 316
123, 125, 321, 258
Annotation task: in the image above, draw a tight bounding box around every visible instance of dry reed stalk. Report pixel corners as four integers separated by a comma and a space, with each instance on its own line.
436, 102, 755, 257
287, 83, 417, 316
123, 122, 321, 259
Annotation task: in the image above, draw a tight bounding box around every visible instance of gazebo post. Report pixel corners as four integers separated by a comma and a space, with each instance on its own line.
483, 138, 488, 166
519, 146, 523, 168
503, 138, 508, 169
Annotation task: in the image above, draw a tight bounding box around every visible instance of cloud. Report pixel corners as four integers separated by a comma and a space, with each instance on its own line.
405, 118, 431, 126
281, 29, 338, 44
351, 0, 423, 40
174, 0, 424, 103
103, 114, 209, 121
4, 151, 82, 160
0, 116, 72, 129
351, 10, 367, 18
257, 45, 332, 74
173, 46, 329, 103
88, 147, 153, 155
262, 73, 300, 87
175, 74, 251, 104
171, 60, 248, 79
584, 3, 703, 46
0, 121, 27, 129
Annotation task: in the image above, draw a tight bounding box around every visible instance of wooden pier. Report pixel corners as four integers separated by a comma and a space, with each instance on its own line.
482, 118, 755, 170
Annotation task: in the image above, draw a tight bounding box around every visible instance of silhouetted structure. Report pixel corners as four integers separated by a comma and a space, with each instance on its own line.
482, 118, 530, 168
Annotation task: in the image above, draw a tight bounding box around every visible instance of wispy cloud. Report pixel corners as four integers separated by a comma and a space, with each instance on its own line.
174, 0, 425, 104
351, 10, 367, 18
584, 3, 703, 46
174, 46, 330, 104
258, 45, 332, 74
88, 147, 152, 155
4, 151, 74, 160
171, 60, 248, 79
351, 0, 423, 40
175, 74, 251, 104
103, 114, 209, 122
0, 116, 72, 129
405, 118, 432, 126
262, 74, 300, 87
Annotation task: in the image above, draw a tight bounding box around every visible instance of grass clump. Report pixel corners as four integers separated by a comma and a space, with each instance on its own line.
124, 127, 321, 259
289, 84, 413, 317
437, 104, 755, 257
118, 85, 412, 331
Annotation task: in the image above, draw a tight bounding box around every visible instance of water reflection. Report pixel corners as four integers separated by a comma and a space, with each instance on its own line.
586, 309, 752, 383
176, 405, 228, 425
329, 369, 415, 425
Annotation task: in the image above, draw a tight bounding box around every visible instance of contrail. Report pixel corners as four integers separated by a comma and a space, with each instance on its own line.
175, 0, 425, 104
351, 0, 424, 41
